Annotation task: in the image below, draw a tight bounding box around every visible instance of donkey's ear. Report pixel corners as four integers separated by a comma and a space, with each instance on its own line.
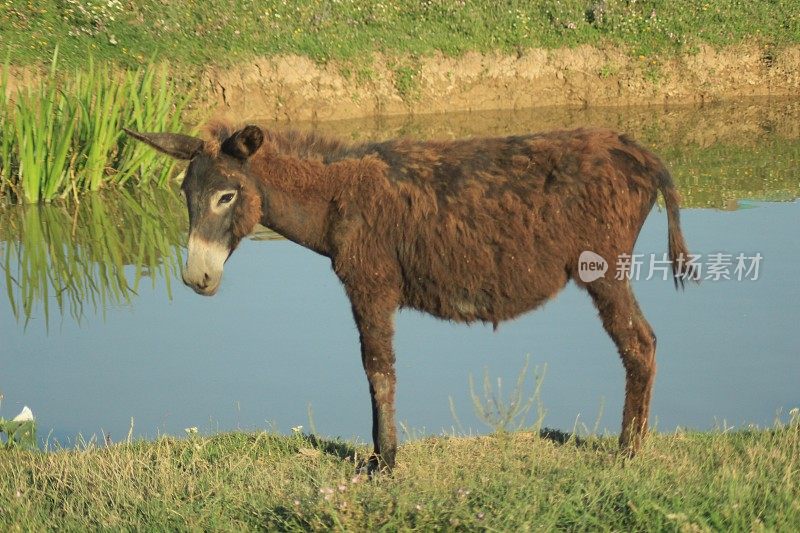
124, 128, 203, 160
221, 125, 264, 160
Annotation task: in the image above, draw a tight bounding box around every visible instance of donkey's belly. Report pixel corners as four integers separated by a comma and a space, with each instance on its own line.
401, 258, 569, 324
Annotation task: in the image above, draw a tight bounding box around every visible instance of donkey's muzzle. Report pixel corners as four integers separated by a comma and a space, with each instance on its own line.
183, 234, 227, 296
182, 268, 220, 296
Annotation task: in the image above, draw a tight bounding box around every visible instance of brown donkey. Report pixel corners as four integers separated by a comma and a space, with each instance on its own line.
126, 124, 694, 471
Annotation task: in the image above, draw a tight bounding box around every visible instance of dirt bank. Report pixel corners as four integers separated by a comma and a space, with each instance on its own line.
199, 44, 800, 122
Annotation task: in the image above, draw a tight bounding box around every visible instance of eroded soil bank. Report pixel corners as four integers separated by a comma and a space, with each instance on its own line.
199, 44, 800, 122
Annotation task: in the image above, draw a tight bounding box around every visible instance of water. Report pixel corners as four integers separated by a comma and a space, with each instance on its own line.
1, 99, 799, 445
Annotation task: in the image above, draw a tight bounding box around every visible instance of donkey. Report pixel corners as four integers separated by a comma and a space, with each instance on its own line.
125, 123, 694, 471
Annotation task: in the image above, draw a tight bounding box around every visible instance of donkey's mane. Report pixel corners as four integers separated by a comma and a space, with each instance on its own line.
264, 129, 362, 162
202, 119, 363, 162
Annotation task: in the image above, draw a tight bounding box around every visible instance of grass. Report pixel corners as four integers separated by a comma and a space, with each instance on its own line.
0, 50, 189, 203
0, 415, 798, 530
1, 1, 798, 70
392, 63, 420, 102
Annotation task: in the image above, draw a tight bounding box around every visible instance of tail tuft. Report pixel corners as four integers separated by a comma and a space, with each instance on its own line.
658, 171, 699, 289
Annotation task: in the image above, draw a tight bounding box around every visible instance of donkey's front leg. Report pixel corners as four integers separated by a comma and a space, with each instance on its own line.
350, 295, 398, 472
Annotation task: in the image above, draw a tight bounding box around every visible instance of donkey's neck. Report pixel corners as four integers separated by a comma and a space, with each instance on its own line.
249, 148, 388, 257
250, 155, 335, 256
258, 183, 332, 255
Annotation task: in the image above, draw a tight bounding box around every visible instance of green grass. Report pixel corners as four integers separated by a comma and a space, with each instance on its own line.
392, 63, 420, 102
1, 415, 798, 530
1, 1, 799, 70
0, 51, 189, 203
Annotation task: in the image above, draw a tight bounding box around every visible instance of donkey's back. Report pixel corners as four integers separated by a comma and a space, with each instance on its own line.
367, 128, 671, 324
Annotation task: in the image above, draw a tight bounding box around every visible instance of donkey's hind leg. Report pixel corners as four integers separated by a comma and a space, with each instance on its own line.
586, 279, 657, 455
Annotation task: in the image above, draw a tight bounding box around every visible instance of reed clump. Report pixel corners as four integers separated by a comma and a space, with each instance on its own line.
0, 49, 189, 204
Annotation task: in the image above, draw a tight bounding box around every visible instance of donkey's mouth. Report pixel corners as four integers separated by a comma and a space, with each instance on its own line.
189, 282, 220, 296
181, 269, 222, 296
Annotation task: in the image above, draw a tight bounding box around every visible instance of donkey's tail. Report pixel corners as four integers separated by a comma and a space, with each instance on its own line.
657, 168, 697, 289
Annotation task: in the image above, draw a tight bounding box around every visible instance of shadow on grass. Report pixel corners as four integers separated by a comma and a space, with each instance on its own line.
301, 427, 612, 470
537, 427, 620, 454
304, 433, 360, 461
538, 427, 586, 447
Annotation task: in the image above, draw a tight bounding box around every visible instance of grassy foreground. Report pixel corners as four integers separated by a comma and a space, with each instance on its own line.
1, 421, 798, 531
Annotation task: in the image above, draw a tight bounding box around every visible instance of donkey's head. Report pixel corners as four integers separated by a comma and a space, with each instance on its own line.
125, 126, 265, 296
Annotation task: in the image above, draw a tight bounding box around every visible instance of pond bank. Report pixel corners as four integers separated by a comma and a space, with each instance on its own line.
4, 44, 799, 124
199, 44, 800, 122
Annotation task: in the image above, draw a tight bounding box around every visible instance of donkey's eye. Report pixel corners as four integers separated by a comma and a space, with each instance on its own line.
218, 193, 235, 205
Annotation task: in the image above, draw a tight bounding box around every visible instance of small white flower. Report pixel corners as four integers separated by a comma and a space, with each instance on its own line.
12, 406, 34, 422
184, 426, 199, 435
291, 425, 303, 433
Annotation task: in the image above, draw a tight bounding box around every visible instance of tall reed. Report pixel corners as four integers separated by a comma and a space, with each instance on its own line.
0, 49, 189, 203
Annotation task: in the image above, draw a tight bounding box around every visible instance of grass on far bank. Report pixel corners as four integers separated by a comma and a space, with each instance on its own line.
1, 416, 798, 531
1, 0, 799, 70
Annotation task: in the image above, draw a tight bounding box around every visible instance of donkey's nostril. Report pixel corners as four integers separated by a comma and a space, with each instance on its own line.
203, 272, 210, 282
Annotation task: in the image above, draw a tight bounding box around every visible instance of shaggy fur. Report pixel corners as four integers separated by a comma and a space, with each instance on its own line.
130, 123, 695, 472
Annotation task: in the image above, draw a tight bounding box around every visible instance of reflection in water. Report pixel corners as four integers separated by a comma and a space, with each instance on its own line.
0, 187, 185, 326
294, 98, 800, 209
0, 100, 798, 444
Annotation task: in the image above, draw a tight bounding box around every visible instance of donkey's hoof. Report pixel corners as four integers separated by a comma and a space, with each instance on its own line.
617, 440, 642, 462
355, 454, 393, 477
355, 455, 378, 475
